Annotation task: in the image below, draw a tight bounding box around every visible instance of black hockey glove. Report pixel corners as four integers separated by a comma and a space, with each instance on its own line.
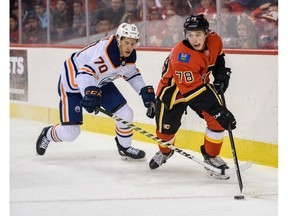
140, 85, 156, 119
213, 107, 236, 130
80, 86, 102, 113
213, 67, 231, 94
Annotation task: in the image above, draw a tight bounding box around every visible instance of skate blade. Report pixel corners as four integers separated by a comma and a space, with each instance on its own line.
206, 170, 230, 180
120, 155, 147, 162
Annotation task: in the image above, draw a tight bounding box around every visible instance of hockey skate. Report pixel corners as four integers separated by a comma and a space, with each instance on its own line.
36, 126, 51, 156
149, 150, 174, 169
201, 145, 230, 180
115, 137, 146, 161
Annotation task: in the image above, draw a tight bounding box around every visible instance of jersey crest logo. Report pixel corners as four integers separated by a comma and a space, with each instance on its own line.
178, 53, 190, 63
205, 50, 210, 56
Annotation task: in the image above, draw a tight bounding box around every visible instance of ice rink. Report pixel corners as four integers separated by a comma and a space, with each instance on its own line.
10, 118, 278, 216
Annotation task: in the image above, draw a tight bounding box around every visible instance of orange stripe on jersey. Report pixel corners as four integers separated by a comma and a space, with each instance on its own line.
60, 83, 69, 122
67, 58, 78, 88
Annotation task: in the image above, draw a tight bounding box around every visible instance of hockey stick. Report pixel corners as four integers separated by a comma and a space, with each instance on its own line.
219, 86, 244, 193
95, 107, 250, 175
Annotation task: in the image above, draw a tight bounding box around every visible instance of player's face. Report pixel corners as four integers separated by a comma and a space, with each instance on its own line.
119, 37, 138, 57
186, 30, 206, 51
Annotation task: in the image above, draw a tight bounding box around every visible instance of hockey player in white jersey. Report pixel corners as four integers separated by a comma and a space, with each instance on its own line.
36, 23, 156, 160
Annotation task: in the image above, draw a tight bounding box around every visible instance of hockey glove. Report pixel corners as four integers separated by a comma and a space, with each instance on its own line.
213, 67, 231, 94
80, 86, 102, 113
140, 85, 156, 119
213, 107, 236, 130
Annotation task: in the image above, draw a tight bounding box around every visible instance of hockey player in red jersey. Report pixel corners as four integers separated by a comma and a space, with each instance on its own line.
36, 23, 156, 161
149, 14, 236, 179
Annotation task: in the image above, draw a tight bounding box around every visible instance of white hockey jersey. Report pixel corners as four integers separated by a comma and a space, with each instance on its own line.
59, 35, 146, 96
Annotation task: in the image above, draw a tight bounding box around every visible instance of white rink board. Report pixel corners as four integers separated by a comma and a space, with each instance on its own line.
11, 47, 278, 144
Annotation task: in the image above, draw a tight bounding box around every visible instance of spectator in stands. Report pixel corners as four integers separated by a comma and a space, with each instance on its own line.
10, 14, 20, 43
88, 0, 106, 14
258, 11, 278, 49
95, 17, 114, 34
72, 0, 86, 37
138, 0, 162, 20
92, 0, 125, 29
148, 6, 163, 21
22, 13, 47, 44
11, 2, 29, 25
172, 0, 193, 16
193, 0, 216, 20
141, 7, 166, 46
236, 14, 258, 48
251, 2, 278, 19
51, 0, 73, 42
158, 0, 173, 11
221, 0, 245, 13
161, 5, 177, 20
33, 0, 50, 29
221, 3, 238, 37
120, 0, 141, 23
160, 15, 184, 47
251, 2, 278, 35
238, 0, 276, 12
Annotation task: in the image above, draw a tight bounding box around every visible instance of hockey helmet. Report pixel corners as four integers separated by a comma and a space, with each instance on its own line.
116, 23, 140, 40
183, 14, 209, 34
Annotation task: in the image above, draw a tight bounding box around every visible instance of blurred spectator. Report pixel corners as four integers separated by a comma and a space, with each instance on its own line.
172, 0, 193, 16
120, 0, 141, 23
95, 17, 114, 34
221, 3, 238, 37
147, 14, 183, 47
11, 2, 29, 25
236, 14, 258, 48
10, 14, 20, 43
237, 0, 276, 12
88, 0, 106, 13
142, 8, 166, 46
51, 0, 73, 42
258, 11, 278, 49
251, 2, 278, 18
161, 5, 177, 20
72, 0, 86, 37
158, 0, 173, 11
138, 0, 162, 20
160, 15, 184, 46
221, 13, 258, 49
22, 13, 47, 44
33, 0, 50, 29
221, 0, 245, 13
157, 0, 177, 19
148, 6, 163, 21
93, 0, 125, 28
194, 0, 216, 20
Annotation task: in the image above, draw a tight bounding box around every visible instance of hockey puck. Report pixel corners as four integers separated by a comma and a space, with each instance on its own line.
234, 195, 245, 200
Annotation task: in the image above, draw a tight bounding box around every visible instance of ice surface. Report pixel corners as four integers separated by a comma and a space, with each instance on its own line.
10, 119, 278, 216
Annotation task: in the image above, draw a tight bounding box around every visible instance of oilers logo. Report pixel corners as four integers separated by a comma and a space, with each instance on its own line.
75, 106, 81, 113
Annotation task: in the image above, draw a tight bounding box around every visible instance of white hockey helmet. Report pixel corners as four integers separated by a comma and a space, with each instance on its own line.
116, 23, 140, 40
